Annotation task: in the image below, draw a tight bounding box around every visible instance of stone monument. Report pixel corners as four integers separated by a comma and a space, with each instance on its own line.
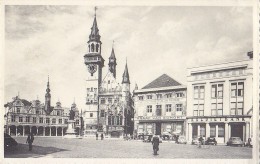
63, 107, 77, 139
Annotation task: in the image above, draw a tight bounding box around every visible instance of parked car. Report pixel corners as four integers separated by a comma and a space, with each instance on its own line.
244, 137, 253, 148
177, 135, 187, 144
226, 137, 244, 147
191, 137, 199, 145
143, 135, 153, 142
4, 133, 18, 150
205, 137, 217, 145
162, 132, 172, 140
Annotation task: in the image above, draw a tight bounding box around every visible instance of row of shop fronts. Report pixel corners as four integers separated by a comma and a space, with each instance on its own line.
135, 115, 252, 144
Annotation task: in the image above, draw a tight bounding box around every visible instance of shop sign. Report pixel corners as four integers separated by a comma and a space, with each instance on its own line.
188, 116, 250, 123
137, 116, 185, 120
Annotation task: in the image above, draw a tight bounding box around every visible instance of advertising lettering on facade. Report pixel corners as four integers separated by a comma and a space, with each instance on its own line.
187, 116, 251, 123
137, 116, 185, 120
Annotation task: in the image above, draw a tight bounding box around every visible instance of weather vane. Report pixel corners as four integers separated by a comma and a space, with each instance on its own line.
94, 6, 98, 17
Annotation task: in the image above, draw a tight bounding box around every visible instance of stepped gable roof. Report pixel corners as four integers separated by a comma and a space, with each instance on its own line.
142, 74, 181, 89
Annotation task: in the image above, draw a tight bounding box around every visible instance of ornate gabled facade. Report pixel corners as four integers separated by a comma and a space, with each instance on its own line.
83, 10, 134, 138
4, 79, 82, 137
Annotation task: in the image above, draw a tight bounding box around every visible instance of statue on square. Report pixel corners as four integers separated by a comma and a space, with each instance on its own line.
69, 108, 75, 120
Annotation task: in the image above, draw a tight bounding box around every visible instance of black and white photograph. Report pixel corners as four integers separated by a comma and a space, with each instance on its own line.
1, 1, 258, 163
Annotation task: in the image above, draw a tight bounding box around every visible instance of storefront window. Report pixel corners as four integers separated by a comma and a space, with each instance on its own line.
200, 125, 206, 137
210, 125, 216, 137
147, 125, 152, 134
218, 125, 225, 137
138, 125, 144, 133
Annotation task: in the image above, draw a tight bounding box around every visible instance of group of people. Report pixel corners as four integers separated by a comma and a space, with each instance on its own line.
96, 133, 104, 140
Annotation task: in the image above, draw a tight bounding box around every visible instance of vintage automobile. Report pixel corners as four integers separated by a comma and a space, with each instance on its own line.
143, 135, 153, 142
205, 137, 217, 145
4, 133, 18, 150
226, 137, 244, 147
191, 137, 199, 145
177, 135, 187, 144
162, 132, 172, 140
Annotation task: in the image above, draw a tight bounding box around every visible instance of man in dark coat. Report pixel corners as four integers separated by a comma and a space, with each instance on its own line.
26, 132, 34, 151
101, 133, 104, 140
96, 133, 98, 140
152, 135, 160, 155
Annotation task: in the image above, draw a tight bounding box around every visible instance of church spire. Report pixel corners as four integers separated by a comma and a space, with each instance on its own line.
89, 7, 100, 42
45, 76, 52, 115
108, 41, 117, 78
122, 60, 130, 84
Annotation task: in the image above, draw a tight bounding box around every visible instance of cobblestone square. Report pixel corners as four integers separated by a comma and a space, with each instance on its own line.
4, 137, 252, 159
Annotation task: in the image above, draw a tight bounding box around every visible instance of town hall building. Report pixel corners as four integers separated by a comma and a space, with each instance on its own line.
82, 11, 134, 138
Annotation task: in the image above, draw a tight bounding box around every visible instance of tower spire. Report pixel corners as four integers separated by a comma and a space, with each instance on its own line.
122, 59, 130, 84
109, 41, 117, 78
89, 7, 100, 42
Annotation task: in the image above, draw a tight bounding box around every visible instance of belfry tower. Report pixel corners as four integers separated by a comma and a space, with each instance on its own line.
83, 7, 104, 131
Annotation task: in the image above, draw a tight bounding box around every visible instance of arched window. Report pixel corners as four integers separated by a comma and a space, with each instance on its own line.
96, 44, 99, 52
91, 43, 94, 52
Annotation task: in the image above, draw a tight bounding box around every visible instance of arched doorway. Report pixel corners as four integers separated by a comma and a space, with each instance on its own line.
31, 126, 37, 135
17, 126, 23, 136
45, 127, 50, 136
24, 126, 30, 135
10, 125, 16, 136
57, 127, 62, 136
51, 127, 56, 136
63, 128, 67, 136
38, 126, 44, 136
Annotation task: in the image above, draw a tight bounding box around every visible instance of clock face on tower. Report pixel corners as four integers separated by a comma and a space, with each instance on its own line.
88, 64, 97, 75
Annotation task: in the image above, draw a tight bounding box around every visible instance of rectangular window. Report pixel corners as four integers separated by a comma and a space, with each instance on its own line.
230, 102, 236, 115
76, 119, 79, 125
157, 94, 162, 99
59, 119, 62, 124
218, 84, 223, 98
108, 116, 111, 125
108, 98, 112, 103
57, 111, 60, 116
40, 117, 43, 123
19, 117, 23, 122
176, 92, 183, 98
26, 116, 30, 122
237, 82, 244, 97
166, 93, 172, 98
231, 83, 237, 97
17, 107, 20, 113
218, 125, 225, 137
211, 85, 217, 98
176, 104, 183, 112
166, 104, 172, 112
46, 118, 50, 123
147, 105, 152, 113
156, 105, 162, 116
119, 116, 123, 125
36, 110, 40, 115
147, 95, 152, 99
138, 96, 143, 100
217, 103, 223, 115
65, 119, 68, 124
237, 102, 243, 115
193, 104, 198, 116
52, 118, 56, 124
11, 115, 15, 122
194, 85, 204, 99
90, 113, 93, 117
211, 103, 217, 116
194, 86, 199, 99
194, 104, 204, 116
199, 104, 204, 116
210, 125, 216, 137
33, 117, 36, 123
101, 110, 105, 117
199, 86, 205, 99
101, 98, 105, 104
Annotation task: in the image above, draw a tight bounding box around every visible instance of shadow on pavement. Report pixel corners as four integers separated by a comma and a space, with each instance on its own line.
4, 143, 68, 158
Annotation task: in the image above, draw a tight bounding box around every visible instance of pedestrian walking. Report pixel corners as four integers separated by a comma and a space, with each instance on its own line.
96, 133, 98, 140
101, 133, 104, 140
151, 135, 160, 155
198, 136, 204, 148
26, 132, 34, 151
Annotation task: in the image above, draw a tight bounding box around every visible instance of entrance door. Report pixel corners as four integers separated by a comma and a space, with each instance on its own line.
155, 123, 161, 135
231, 124, 243, 141
192, 124, 198, 138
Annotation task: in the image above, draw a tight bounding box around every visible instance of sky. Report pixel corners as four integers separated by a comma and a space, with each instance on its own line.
4, 6, 252, 110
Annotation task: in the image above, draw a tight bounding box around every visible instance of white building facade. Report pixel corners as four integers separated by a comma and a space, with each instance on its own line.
134, 74, 187, 138
186, 54, 253, 144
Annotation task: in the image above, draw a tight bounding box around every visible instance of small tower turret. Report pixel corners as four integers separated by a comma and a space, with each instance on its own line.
108, 44, 117, 78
